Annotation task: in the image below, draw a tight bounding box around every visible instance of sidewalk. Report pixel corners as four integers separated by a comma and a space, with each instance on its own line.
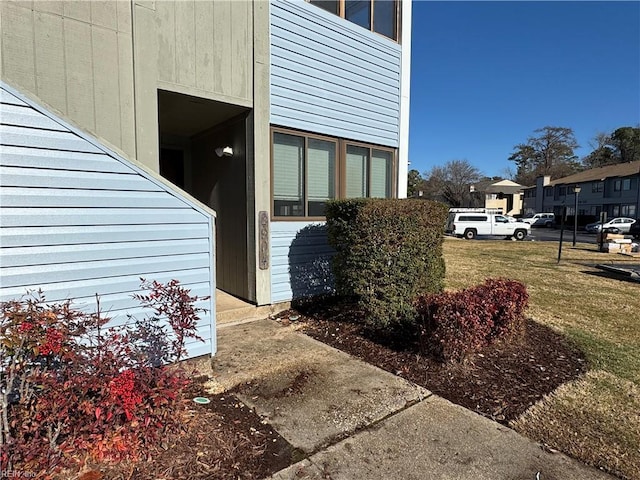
210, 319, 614, 480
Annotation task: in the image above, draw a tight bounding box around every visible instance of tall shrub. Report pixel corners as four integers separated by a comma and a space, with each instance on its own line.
326, 198, 448, 332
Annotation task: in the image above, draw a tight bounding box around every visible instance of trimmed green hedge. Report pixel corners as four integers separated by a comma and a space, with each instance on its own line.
326, 198, 448, 333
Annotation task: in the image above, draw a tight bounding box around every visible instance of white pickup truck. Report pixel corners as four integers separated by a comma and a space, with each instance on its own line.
450, 213, 531, 240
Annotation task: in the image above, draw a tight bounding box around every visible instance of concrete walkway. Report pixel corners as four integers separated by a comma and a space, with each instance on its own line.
210, 319, 614, 480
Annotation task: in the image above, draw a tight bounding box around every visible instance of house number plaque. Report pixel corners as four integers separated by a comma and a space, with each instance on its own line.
259, 211, 269, 270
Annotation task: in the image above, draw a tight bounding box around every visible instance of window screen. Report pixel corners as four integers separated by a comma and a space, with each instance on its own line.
273, 133, 304, 216
308, 138, 336, 216
370, 149, 392, 198
346, 145, 369, 198
373, 0, 396, 39
345, 0, 371, 30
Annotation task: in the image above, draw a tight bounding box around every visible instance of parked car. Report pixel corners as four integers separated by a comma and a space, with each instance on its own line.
585, 217, 637, 234
629, 221, 640, 239
450, 213, 531, 240
521, 213, 555, 227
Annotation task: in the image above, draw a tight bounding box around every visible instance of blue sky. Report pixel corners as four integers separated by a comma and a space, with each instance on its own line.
408, 1, 640, 179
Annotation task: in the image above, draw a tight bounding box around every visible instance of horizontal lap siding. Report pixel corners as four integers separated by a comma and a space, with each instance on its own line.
270, 221, 335, 303
0, 85, 216, 358
270, 0, 402, 147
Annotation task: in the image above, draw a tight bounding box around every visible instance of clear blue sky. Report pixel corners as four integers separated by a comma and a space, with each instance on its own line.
408, 1, 640, 179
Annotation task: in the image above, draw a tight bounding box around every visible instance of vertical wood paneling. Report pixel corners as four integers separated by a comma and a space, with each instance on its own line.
0, 3, 37, 92
92, 25, 121, 148
269, 0, 402, 147
194, 0, 214, 92
175, 1, 196, 86
34, 11, 66, 112
0, 1, 136, 158
64, 18, 95, 131
0, 84, 216, 358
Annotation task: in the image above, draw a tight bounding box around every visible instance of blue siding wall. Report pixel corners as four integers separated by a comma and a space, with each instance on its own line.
0, 84, 216, 359
271, 221, 335, 303
270, 0, 402, 147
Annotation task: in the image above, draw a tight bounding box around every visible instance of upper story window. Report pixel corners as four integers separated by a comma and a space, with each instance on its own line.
271, 127, 396, 219
592, 181, 604, 193
308, 0, 400, 41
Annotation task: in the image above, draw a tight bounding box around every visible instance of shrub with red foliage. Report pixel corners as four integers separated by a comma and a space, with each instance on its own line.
415, 278, 528, 362
0, 279, 207, 475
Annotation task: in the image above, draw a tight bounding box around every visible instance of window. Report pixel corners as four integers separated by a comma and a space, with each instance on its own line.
457, 215, 488, 222
623, 178, 631, 190
592, 181, 603, 193
545, 187, 553, 196
614, 180, 622, 191
622, 204, 637, 217
272, 131, 337, 217
272, 128, 395, 218
309, 0, 338, 14
559, 186, 566, 196
345, 143, 393, 199
308, 0, 400, 41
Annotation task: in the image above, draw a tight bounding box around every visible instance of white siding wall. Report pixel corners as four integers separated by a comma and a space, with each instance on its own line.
0, 84, 216, 358
270, 221, 334, 303
270, 0, 402, 147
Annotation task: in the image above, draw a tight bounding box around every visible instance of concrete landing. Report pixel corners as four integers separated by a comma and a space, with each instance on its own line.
215, 289, 287, 325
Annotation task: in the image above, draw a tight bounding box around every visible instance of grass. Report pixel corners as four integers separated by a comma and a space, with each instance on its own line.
443, 237, 640, 479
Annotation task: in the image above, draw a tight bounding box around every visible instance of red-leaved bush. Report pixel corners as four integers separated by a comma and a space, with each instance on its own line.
0, 279, 207, 475
415, 278, 528, 362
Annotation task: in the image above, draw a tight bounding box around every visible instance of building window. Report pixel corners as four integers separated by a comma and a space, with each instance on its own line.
308, 0, 399, 41
559, 186, 566, 196
623, 178, 631, 191
614, 179, 622, 191
592, 181, 604, 193
272, 128, 395, 218
621, 204, 636, 217
272, 132, 338, 217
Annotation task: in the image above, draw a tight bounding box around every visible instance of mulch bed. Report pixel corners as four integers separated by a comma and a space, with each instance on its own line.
77, 300, 587, 479
82, 379, 295, 480
280, 300, 588, 424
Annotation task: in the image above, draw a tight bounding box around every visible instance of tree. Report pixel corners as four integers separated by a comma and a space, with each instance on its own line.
422, 159, 482, 207
509, 126, 581, 185
611, 126, 640, 163
582, 127, 640, 169
407, 169, 425, 197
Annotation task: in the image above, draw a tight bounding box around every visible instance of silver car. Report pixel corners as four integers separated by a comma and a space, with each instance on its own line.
585, 217, 636, 233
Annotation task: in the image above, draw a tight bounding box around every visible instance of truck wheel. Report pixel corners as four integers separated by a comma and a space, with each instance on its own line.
464, 229, 477, 240
545, 220, 553, 228
514, 229, 526, 241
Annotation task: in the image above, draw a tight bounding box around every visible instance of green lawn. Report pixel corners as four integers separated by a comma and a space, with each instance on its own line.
443, 237, 640, 479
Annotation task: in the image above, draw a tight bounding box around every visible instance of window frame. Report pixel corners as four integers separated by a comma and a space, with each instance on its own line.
270, 127, 397, 220
340, 139, 397, 200
271, 127, 340, 221
308, 0, 401, 43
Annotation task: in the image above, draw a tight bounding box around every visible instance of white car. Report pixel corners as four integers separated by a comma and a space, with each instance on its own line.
585, 217, 636, 233
521, 213, 555, 227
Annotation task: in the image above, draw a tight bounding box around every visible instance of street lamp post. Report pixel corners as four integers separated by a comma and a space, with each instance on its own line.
573, 185, 581, 247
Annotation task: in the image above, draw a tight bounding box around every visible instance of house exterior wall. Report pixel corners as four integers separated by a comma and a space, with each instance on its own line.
0, 1, 136, 159
267, 0, 410, 304
269, 0, 402, 147
0, 84, 216, 358
1, 0, 271, 306
270, 221, 334, 303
